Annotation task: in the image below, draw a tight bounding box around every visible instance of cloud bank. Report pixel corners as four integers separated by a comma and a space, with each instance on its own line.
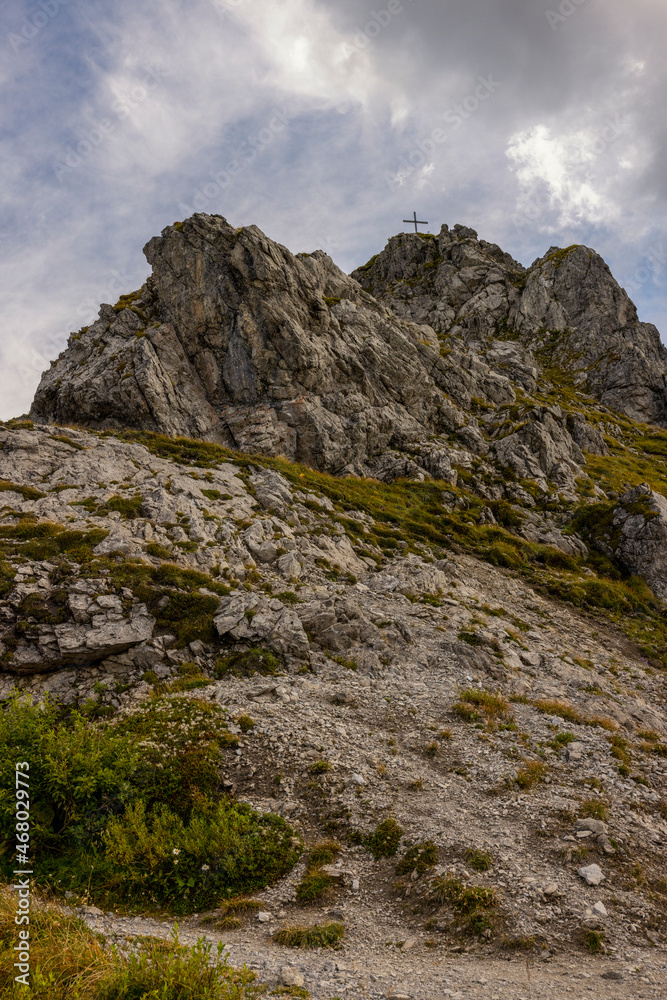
1, 0, 666, 417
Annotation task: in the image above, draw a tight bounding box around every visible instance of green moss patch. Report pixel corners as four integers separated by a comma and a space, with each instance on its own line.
0, 520, 108, 563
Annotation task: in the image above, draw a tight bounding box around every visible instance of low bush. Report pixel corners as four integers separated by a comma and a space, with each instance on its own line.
0, 695, 301, 914
365, 818, 404, 859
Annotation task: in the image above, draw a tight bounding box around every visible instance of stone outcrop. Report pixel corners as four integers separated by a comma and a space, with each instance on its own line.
611, 484, 667, 601
2, 577, 154, 674
31, 215, 512, 483
353, 227, 667, 427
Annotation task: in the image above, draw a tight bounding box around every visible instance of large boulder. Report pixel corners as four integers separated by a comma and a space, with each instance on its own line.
1, 580, 155, 674
611, 484, 667, 600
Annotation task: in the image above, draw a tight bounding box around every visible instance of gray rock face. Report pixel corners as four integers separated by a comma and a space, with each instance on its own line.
353, 227, 667, 427
2, 579, 154, 674
31, 215, 511, 483
612, 484, 667, 600
214, 592, 310, 658
493, 405, 585, 493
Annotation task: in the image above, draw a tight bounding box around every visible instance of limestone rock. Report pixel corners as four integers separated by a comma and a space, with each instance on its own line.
611, 484, 667, 600
353, 227, 667, 427
577, 863, 605, 886
214, 592, 309, 658
4, 582, 155, 674
31, 215, 508, 483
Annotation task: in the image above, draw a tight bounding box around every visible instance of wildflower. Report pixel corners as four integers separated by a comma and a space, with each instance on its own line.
173, 848, 180, 856
201, 864, 210, 871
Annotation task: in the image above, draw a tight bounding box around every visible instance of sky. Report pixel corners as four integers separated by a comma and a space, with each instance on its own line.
1, 0, 666, 419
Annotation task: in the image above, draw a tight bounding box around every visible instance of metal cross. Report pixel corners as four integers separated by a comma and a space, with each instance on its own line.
403, 211, 429, 233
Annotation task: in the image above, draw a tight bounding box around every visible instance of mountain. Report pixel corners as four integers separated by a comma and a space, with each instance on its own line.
2, 215, 667, 987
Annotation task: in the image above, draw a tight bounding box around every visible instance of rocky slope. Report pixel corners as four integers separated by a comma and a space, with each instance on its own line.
7, 215, 667, 994
1, 421, 667, 997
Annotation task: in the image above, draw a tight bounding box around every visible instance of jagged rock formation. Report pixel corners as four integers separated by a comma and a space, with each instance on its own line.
31, 213, 637, 493
612, 484, 667, 601
352, 225, 667, 426
32, 215, 520, 483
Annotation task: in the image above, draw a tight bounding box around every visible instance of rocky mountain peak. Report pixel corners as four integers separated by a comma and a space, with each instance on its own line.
30, 213, 667, 496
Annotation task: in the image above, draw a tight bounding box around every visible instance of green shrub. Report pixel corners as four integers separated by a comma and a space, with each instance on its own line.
395, 840, 438, 876
102, 798, 300, 913
365, 818, 403, 859
0, 695, 300, 914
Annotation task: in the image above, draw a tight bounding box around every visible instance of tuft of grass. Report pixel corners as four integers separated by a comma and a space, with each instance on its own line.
308, 840, 341, 868
309, 760, 331, 775
533, 699, 617, 731
236, 714, 255, 733
146, 541, 173, 559
0, 479, 46, 500
273, 923, 344, 949
214, 647, 280, 678
609, 733, 631, 775
453, 688, 513, 727
580, 798, 609, 821
430, 876, 497, 936
466, 848, 493, 872
515, 759, 548, 790
219, 895, 263, 916
395, 841, 438, 876
581, 929, 605, 954
365, 818, 404, 859
0, 890, 258, 999
295, 871, 333, 905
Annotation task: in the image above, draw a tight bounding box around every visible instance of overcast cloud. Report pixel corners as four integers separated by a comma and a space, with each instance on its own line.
1, 0, 666, 418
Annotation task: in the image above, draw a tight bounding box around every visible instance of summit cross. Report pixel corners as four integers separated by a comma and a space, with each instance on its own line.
403, 211, 429, 234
